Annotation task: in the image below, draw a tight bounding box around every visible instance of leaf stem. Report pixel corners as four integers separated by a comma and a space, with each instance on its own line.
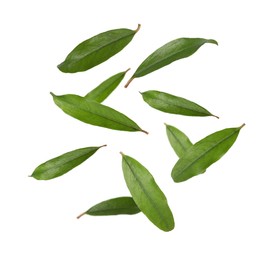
141, 129, 149, 135
212, 114, 219, 119
125, 68, 131, 73
77, 212, 86, 219
124, 77, 134, 88
135, 24, 141, 33
239, 123, 246, 129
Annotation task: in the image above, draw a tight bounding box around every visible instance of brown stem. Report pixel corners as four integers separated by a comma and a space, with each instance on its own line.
125, 68, 131, 74
135, 24, 141, 33
124, 77, 134, 88
77, 212, 86, 219
212, 114, 219, 119
141, 129, 149, 135
239, 123, 246, 129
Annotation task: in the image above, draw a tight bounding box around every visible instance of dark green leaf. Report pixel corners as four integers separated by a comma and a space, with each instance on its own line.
85, 69, 129, 103
141, 90, 217, 117
121, 153, 174, 232
125, 38, 217, 87
77, 197, 141, 218
165, 124, 193, 158
172, 124, 245, 183
58, 25, 140, 73
51, 93, 147, 133
31, 145, 105, 180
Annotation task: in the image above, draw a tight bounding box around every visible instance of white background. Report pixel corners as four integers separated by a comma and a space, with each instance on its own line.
1, 0, 268, 259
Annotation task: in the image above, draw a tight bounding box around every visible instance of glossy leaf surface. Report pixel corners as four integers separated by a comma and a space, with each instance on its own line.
85, 69, 128, 103
51, 93, 146, 133
172, 124, 245, 183
58, 25, 140, 73
141, 90, 216, 117
165, 124, 193, 158
125, 38, 217, 87
121, 153, 174, 232
31, 146, 104, 180
77, 197, 141, 218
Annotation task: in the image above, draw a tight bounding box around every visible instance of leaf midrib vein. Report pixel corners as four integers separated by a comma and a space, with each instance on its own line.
178, 130, 238, 175
124, 157, 170, 229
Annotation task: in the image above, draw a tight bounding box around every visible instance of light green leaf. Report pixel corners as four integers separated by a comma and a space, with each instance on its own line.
77, 197, 141, 218
165, 124, 193, 158
31, 145, 105, 180
85, 69, 129, 103
51, 93, 147, 133
172, 124, 245, 183
121, 153, 174, 232
125, 38, 217, 87
141, 90, 217, 117
58, 25, 140, 73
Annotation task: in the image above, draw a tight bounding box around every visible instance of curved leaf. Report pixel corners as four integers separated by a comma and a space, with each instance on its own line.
125, 38, 217, 87
58, 25, 140, 73
31, 145, 105, 180
172, 124, 245, 183
165, 124, 193, 158
77, 197, 141, 218
85, 69, 129, 103
51, 93, 147, 133
121, 153, 174, 232
141, 90, 217, 117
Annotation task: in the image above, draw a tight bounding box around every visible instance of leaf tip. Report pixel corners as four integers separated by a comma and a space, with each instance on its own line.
208, 39, 218, 46
125, 68, 131, 74
50, 92, 56, 97
120, 151, 125, 156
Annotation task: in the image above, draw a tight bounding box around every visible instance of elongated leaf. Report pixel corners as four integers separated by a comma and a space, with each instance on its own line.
125, 38, 217, 87
31, 145, 105, 180
58, 25, 140, 73
85, 69, 129, 103
141, 90, 217, 117
165, 124, 193, 158
172, 124, 245, 183
77, 197, 141, 218
51, 93, 147, 133
121, 153, 174, 232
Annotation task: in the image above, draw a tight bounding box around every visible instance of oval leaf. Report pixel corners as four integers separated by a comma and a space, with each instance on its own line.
125, 38, 217, 87
172, 124, 245, 183
165, 124, 193, 158
141, 90, 217, 117
121, 153, 174, 232
58, 25, 140, 73
51, 93, 147, 133
85, 69, 129, 103
31, 145, 105, 180
77, 197, 141, 218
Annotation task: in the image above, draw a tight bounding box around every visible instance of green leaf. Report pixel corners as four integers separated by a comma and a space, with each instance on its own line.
31, 145, 105, 180
85, 69, 129, 103
77, 197, 141, 218
172, 124, 245, 183
58, 25, 140, 73
125, 38, 217, 87
51, 93, 147, 133
165, 124, 193, 158
141, 90, 217, 117
121, 153, 174, 232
